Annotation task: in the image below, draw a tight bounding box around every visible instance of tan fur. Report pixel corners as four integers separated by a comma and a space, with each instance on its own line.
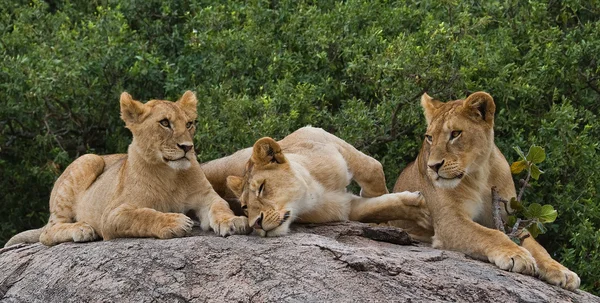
201, 127, 431, 237
5, 91, 248, 247
390, 92, 580, 290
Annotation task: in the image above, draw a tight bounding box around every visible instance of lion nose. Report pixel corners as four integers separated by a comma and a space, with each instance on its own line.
252, 213, 264, 229
428, 160, 444, 173
177, 144, 193, 153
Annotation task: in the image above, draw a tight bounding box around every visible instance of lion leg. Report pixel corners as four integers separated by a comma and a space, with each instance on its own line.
101, 203, 194, 240
348, 191, 431, 229
336, 143, 389, 198
190, 187, 249, 237
39, 154, 105, 246
521, 236, 580, 290
433, 208, 537, 276
39, 222, 98, 246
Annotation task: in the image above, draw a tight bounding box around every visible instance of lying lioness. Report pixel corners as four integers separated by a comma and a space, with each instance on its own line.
5, 91, 248, 247
389, 91, 580, 290
201, 126, 431, 237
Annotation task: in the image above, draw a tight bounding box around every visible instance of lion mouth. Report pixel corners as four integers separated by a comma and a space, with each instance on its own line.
436, 173, 464, 180
163, 156, 188, 162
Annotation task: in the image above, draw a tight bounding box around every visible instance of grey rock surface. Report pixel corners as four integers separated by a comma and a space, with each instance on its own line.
0, 222, 597, 303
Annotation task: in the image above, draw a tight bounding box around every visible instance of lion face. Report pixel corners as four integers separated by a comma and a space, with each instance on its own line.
226, 138, 305, 237
420, 92, 496, 189
119, 91, 198, 170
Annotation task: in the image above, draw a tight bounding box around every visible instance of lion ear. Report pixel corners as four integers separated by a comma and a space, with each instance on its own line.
120, 92, 147, 125
420, 93, 443, 125
226, 176, 244, 198
463, 91, 495, 126
251, 137, 286, 166
177, 90, 198, 118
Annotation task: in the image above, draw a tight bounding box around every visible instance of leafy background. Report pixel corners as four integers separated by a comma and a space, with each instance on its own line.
1, 0, 599, 294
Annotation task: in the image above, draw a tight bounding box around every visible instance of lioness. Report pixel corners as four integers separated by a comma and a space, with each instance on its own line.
390, 91, 580, 290
5, 91, 248, 247
201, 126, 431, 237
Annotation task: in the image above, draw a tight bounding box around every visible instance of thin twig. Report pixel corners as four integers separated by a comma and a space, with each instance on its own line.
509, 218, 521, 236
491, 186, 506, 233
517, 168, 531, 202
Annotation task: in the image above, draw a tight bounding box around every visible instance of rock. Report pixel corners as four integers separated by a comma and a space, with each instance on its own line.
0, 222, 597, 302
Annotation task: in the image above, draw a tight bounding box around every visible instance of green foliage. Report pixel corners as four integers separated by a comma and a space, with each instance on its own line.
506, 145, 556, 239
511, 145, 546, 179
0, 0, 599, 294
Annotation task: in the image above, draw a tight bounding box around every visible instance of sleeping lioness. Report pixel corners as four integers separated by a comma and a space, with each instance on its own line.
389, 91, 580, 290
201, 126, 431, 237
5, 91, 248, 247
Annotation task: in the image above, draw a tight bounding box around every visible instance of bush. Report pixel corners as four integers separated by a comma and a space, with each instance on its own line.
1, 0, 598, 294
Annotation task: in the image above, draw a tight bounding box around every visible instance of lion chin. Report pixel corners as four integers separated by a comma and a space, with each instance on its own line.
430, 173, 464, 189
165, 157, 191, 170
255, 220, 293, 237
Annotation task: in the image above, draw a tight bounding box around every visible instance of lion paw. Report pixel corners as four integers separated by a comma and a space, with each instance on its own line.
211, 215, 250, 237
156, 213, 194, 239
392, 191, 431, 230
538, 260, 581, 290
489, 246, 537, 275
72, 224, 98, 243
414, 208, 432, 230
394, 191, 425, 207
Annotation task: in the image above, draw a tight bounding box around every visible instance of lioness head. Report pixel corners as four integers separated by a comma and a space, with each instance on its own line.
226, 138, 304, 237
420, 91, 496, 189
120, 91, 198, 170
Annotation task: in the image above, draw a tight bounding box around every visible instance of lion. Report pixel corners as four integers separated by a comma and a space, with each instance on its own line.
200, 126, 431, 237
389, 91, 580, 290
5, 91, 249, 247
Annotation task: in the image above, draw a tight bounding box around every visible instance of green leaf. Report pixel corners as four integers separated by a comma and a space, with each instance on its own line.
530, 164, 544, 180
538, 205, 558, 223
510, 160, 528, 175
513, 146, 526, 160
509, 197, 524, 212
525, 145, 546, 164
524, 203, 543, 219
507, 215, 517, 228
527, 223, 541, 238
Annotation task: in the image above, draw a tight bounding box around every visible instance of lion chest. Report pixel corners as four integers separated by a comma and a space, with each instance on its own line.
462, 190, 494, 227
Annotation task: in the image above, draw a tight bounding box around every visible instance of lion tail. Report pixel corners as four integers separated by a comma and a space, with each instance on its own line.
4, 228, 44, 247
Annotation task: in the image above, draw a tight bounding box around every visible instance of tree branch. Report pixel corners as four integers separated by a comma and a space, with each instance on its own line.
517, 168, 531, 202
491, 186, 506, 233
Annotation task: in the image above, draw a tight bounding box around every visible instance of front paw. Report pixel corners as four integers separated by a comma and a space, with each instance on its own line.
395, 191, 425, 206
394, 191, 431, 229
156, 213, 194, 239
488, 246, 537, 275
414, 206, 432, 230
72, 223, 98, 243
211, 215, 250, 237
538, 260, 581, 290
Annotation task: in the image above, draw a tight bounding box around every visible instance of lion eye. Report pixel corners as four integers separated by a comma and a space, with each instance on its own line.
159, 119, 170, 128
258, 182, 265, 196
450, 131, 462, 139
186, 121, 193, 129
425, 135, 432, 143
